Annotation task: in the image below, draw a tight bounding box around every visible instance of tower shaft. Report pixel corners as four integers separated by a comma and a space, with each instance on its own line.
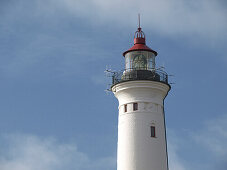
112, 81, 169, 170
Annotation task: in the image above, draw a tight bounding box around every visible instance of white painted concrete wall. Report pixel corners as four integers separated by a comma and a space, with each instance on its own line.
112, 81, 170, 170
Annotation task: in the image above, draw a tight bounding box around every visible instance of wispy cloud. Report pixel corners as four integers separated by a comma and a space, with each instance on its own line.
0, 114, 226, 170
0, 0, 111, 78
0, 0, 226, 77
193, 114, 227, 157
168, 132, 187, 170
55, 0, 227, 43
0, 134, 116, 170
167, 114, 227, 170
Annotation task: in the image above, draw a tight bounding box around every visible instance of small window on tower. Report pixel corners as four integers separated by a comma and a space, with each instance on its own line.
151, 126, 156, 137
133, 103, 138, 111
124, 104, 127, 112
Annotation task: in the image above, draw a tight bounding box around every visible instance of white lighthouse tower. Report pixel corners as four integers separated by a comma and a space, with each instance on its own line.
111, 23, 171, 170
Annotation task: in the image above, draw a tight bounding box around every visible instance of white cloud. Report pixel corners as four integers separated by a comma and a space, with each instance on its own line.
54, 0, 227, 42
1, 0, 226, 77
167, 114, 227, 170
168, 131, 188, 170
0, 134, 116, 170
0, 117, 226, 170
193, 114, 227, 157
11, 0, 224, 43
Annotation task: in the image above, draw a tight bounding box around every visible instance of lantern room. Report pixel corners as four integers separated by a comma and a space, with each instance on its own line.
123, 27, 157, 71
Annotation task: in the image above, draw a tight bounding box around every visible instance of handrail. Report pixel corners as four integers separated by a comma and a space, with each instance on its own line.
111, 69, 169, 86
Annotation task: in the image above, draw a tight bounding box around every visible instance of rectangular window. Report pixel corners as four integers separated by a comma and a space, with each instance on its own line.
124, 104, 127, 112
133, 103, 138, 111
151, 126, 156, 137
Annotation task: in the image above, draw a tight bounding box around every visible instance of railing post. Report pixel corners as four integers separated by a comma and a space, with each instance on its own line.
112, 73, 115, 85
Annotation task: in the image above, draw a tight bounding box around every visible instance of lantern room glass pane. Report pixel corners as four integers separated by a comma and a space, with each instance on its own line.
125, 51, 155, 71
133, 53, 147, 70
125, 55, 130, 70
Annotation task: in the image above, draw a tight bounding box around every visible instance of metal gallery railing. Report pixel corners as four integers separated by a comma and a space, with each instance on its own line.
111, 68, 169, 86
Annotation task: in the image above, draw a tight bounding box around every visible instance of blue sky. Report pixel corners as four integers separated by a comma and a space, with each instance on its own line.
0, 0, 226, 170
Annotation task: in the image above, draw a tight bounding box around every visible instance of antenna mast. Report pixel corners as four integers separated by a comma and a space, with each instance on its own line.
138, 13, 141, 29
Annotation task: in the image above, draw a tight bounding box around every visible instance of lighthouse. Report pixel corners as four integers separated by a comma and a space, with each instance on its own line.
111, 23, 171, 170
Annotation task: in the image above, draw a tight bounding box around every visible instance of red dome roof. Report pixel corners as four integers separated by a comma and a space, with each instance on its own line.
123, 27, 158, 56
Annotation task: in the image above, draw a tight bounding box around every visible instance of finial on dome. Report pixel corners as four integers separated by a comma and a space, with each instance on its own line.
134, 14, 145, 44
